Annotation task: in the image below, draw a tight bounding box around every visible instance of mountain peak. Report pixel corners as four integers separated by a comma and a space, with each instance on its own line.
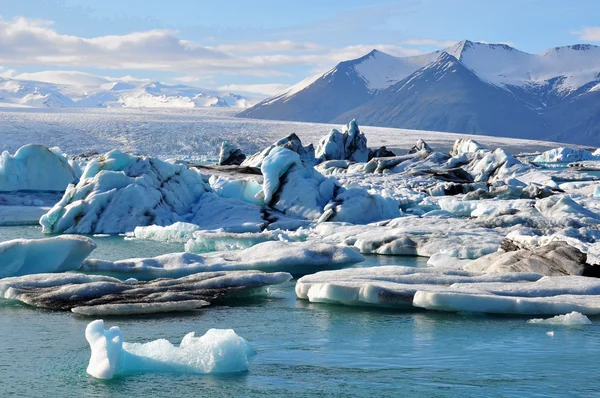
444, 40, 519, 60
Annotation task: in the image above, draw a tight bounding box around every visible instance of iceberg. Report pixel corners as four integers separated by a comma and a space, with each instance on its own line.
39, 150, 268, 234
242, 133, 315, 167
528, 311, 591, 326
0, 270, 292, 313
133, 222, 200, 243
217, 141, 246, 166
0, 235, 96, 278
40, 150, 212, 234
0, 144, 78, 191
86, 320, 255, 379
449, 138, 486, 156
533, 148, 599, 163
463, 241, 589, 276
315, 120, 369, 163
296, 266, 541, 309
184, 229, 307, 253
82, 241, 364, 279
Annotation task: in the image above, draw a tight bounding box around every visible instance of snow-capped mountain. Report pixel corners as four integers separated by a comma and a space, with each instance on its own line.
238, 40, 600, 145
0, 73, 259, 109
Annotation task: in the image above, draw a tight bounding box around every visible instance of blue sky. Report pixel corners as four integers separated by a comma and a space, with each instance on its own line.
1, 0, 600, 95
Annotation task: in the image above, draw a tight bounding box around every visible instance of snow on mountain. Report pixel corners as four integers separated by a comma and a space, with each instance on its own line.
238, 40, 600, 145
0, 75, 259, 109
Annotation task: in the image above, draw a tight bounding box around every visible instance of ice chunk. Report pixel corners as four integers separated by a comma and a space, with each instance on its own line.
133, 222, 200, 243
83, 241, 363, 279
184, 229, 307, 253
320, 188, 400, 224
413, 290, 600, 315
449, 138, 486, 156
528, 312, 591, 326
311, 218, 504, 259
40, 150, 212, 234
0, 144, 78, 191
242, 133, 315, 167
0, 205, 52, 226
1, 270, 292, 312
0, 235, 96, 278
217, 141, 246, 166
533, 148, 599, 163
261, 146, 301, 205
86, 320, 255, 379
209, 175, 264, 206
296, 266, 541, 308
464, 241, 589, 276
315, 120, 369, 163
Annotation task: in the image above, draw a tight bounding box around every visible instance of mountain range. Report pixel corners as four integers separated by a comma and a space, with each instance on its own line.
0, 72, 259, 109
238, 40, 600, 146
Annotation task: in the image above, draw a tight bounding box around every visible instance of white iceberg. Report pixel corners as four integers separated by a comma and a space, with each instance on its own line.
133, 222, 201, 243
533, 148, 599, 163
296, 266, 541, 309
0, 144, 78, 191
315, 120, 369, 163
82, 240, 364, 279
184, 229, 307, 253
39, 150, 268, 234
528, 311, 591, 326
86, 320, 255, 379
0, 235, 96, 278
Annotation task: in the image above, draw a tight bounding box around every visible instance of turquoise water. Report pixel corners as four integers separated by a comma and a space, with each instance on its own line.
1, 227, 600, 397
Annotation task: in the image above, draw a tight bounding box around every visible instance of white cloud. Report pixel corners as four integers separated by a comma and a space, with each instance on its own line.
217, 83, 290, 96
0, 16, 425, 80
212, 41, 324, 53
571, 27, 600, 41
403, 38, 458, 48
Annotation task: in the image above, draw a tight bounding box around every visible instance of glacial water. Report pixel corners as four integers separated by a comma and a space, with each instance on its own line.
1, 227, 600, 397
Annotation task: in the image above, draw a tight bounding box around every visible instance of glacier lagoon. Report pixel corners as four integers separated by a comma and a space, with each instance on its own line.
0, 232, 598, 396
0, 227, 598, 397
0, 108, 599, 396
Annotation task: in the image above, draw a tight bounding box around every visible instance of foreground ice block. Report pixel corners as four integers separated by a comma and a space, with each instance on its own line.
1, 270, 292, 314
0, 235, 96, 278
83, 241, 364, 279
86, 320, 255, 379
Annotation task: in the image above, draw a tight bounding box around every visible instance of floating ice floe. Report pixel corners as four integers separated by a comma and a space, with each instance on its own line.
311, 217, 504, 260
298, 266, 600, 315
533, 148, 600, 163
132, 222, 201, 243
184, 229, 307, 253
0, 270, 292, 314
296, 266, 541, 309
86, 320, 255, 379
528, 311, 591, 326
0, 144, 79, 191
0, 235, 96, 278
82, 241, 363, 279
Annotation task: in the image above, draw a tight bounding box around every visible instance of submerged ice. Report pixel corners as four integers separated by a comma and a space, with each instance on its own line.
86, 320, 255, 379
